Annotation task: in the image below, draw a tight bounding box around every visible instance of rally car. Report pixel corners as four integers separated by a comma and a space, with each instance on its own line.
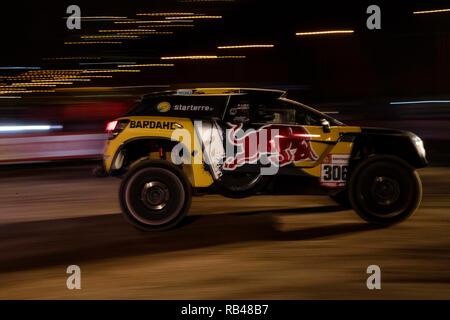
101, 88, 427, 231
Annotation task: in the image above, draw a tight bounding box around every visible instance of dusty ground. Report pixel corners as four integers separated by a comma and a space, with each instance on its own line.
0, 165, 449, 299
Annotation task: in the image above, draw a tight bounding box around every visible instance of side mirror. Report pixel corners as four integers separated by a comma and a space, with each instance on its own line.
320, 118, 331, 133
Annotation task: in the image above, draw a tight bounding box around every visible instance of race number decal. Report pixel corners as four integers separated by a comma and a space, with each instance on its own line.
320, 154, 350, 187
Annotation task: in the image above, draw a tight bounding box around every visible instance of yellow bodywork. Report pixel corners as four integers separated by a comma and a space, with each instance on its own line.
299, 125, 361, 177
103, 116, 361, 188
103, 116, 214, 187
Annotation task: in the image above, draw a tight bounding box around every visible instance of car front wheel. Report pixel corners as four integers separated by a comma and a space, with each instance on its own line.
348, 155, 422, 225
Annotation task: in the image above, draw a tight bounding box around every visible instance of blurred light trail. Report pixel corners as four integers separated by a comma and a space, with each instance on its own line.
80, 35, 140, 39
217, 44, 274, 49
32, 79, 91, 82
0, 96, 21, 99
22, 70, 83, 73
0, 84, 57, 88
413, 8, 450, 15
390, 100, 450, 105
115, 20, 175, 24
137, 12, 195, 16
0, 90, 27, 93
0, 125, 63, 132
65, 41, 122, 45
217, 56, 246, 59
137, 24, 194, 28
0, 67, 41, 70
0, 133, 107, 162
77, 75, 113, 78
161, 55, 218, 60
30, 78, 85, 81
160, 55, 245, 60
62, 16, 130, 21
80, 16, 128, 19
98, 29, 157, 33
117, 64, 174, 67
78, 62, 136, 66
82, 69, 141, 73
296, 30, 354, 36
165, 15, 222, 20
116, 31, 173, 35
8, 82, 73, 86
43, 57, 102, 60
19, 90, 57, 93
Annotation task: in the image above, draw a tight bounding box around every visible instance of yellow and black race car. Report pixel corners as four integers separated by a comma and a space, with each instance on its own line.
101, 88, 427, 231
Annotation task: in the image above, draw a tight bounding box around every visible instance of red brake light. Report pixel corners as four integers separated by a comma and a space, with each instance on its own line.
106, 121, 118, 132
106, 120, 129, 139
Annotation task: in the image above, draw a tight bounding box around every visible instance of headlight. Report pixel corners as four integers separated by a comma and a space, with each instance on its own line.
412, 135, 426, 158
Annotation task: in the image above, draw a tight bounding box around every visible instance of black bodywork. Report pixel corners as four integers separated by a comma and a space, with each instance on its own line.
343, 127, 428, 169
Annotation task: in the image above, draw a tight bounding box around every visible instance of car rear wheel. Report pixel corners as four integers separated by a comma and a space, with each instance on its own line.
348, 155, 422, 225
119, 160, 191, 231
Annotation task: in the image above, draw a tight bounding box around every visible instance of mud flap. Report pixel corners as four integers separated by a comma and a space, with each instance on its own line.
194, 120, 225, 180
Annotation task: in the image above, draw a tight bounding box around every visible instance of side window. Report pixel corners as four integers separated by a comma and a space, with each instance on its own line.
224, 97, 251, 124
251, 101, 296, 124
295, 108, 322, 126
224, 97, 324, 126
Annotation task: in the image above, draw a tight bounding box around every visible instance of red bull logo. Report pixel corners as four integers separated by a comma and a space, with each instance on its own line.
223, 123, 318, 173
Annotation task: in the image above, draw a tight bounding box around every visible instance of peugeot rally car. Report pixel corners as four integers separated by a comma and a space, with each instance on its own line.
100, 88, 427, 231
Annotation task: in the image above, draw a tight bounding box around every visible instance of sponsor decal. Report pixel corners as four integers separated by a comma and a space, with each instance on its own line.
320, 154, 350, 187
229, 103, 250, 116
156, 101, 171, 112
129, 120, 178, 130
176, 89, 194, 95
223, 123, 318, 171
171, 121, 319, 176
173, 104, 214, 112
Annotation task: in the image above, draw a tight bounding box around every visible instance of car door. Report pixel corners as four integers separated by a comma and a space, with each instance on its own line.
248, 99, 342, 169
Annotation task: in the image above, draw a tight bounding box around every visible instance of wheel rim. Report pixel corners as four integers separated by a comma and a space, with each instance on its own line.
124, 168, 186, 226
140, 181, 170, 211
371, 176, 400, 206
356, 165, 414, 218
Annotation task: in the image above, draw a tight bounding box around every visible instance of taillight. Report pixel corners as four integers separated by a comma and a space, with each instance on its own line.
106, 120, 129, 139
106, 121, 118, 132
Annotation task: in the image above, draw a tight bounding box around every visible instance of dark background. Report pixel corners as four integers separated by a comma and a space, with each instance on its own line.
0, 0, 449, 162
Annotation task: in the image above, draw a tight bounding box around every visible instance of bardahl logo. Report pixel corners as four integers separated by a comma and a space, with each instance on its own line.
156, 101, 171, 113
130, 120, 179, 130
173, 104, 214, 112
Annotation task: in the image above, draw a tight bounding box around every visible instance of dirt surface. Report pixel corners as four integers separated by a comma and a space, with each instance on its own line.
0, 165, 449, 299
